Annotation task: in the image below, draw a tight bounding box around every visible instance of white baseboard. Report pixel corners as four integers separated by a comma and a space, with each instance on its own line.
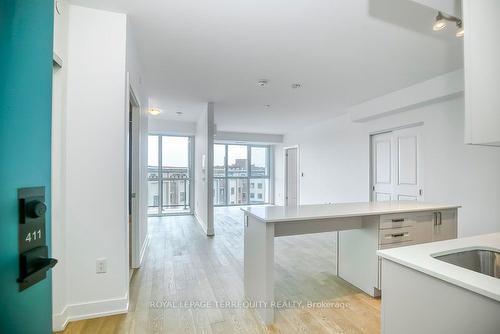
53, 295, 128, 332
139, 233, 150, 265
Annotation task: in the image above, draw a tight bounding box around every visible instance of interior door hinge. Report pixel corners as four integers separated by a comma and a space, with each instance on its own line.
419, 189, 423, 196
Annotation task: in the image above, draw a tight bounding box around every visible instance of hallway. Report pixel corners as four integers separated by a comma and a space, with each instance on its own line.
59, 207, 380, 333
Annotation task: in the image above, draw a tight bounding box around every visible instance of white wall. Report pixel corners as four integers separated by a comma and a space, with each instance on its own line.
148, 118, 197, 136
215, 131, 284, 144
194, 103, 214, 235
276, 96, 500, 237
349, 69, 463, 122
57, 5, 129, 327
52, 4, 150, 329
409, 0, 461, 16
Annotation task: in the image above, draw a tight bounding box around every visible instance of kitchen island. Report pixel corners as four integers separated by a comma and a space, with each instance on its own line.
378, 232, 500, 334
242, 201, 460, 324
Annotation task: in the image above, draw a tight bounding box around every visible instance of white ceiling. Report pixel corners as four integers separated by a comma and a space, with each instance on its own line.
71, 0, 463, 134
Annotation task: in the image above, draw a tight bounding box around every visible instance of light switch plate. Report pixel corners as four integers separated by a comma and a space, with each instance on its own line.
96, 258, 107, 274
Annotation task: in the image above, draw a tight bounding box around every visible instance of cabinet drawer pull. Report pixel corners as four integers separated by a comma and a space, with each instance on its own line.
391, 218, 405, 223
434, 212, 443, 226
379, 226, 415, 245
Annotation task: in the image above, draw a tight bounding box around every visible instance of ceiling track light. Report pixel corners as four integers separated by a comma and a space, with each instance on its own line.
433, 11, 464, 37
456, 21, 464, 37
433, 12, 447, 31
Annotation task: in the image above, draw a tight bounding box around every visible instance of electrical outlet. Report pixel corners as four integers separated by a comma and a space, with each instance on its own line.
96, 258, 107, 274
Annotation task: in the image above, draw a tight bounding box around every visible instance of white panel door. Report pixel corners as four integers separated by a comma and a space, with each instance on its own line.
371, 127, 422, 202
372, 132, 394, 201
394, 127, 421, 201
285, 147, 298, 206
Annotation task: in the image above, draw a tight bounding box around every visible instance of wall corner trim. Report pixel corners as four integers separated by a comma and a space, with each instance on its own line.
139, 233, 151, 266
194, 213, 214, 236
53, 52, 63, 68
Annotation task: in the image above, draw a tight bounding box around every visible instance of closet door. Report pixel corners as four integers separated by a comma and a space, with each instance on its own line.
371, 127, 423, 201
393, 127, 422, 201
371, 132, 394, 201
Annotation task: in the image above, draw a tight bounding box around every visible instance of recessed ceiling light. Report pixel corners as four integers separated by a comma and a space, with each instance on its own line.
176, 111, 183, 116
291, 83, 302, 89
148, 108, 161, 116
258, 79, 269, 87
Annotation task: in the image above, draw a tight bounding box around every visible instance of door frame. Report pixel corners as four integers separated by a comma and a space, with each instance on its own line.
369, 122, 424, 202
283, 145, 300, 206
126, 75, 142, 269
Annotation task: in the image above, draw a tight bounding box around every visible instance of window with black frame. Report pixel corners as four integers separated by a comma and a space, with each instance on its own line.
213, 144, 271, 206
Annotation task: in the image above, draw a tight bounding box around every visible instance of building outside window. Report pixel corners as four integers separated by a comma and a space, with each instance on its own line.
147, 135, 193, 216
213, 144, 272, 206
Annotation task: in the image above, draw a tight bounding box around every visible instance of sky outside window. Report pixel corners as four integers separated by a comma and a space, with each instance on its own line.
148, 136, 159, 167
162, 136, 189, 167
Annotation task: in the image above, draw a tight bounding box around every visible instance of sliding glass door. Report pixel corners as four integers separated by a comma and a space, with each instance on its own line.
148, 135, 193, 216
213, 144, 271, 206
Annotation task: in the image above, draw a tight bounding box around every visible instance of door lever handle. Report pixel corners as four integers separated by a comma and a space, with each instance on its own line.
17, 245, 57, 290
17, 257, 57, 284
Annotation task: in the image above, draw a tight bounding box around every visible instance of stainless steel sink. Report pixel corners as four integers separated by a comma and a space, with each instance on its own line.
434, 249, 500, 279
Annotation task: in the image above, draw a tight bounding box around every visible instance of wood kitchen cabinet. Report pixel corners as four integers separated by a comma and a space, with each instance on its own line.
463, 0, 500, 146
339, 209, 458, 297
415, 210, 458, 242
432, 209, 458, 242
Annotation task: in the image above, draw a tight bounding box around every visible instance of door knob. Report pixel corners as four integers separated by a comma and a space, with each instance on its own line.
26, 200, 46, 218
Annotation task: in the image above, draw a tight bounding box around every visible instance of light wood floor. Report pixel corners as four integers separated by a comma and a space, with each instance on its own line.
57, 207, 380, 334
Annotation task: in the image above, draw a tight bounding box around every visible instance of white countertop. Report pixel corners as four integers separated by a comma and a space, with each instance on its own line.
378, 232, 500, 302
241, 201, 460, 223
